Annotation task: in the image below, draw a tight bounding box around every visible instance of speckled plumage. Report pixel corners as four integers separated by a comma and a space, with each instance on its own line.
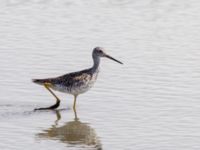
33, 68, 99, 95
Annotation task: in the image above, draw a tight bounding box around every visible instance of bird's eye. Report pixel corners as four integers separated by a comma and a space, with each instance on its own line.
99, 50, 103, 53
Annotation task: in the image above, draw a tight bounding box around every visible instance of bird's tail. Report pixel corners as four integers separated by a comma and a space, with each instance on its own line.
32, 79, 49, 85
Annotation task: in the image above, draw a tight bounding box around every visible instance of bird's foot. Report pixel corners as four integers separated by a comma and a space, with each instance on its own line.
34, 100, 60, 111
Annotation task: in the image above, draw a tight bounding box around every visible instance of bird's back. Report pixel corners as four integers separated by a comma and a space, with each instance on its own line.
33, 68, 99, 95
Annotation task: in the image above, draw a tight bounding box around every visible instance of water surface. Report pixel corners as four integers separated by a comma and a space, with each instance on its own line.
0, 0, 200, 149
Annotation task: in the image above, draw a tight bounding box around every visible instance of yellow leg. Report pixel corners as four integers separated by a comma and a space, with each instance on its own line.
73, 95, 77, 110
34, 83, 61, 110
73, 107, 78, 120
44, 83, 60, 102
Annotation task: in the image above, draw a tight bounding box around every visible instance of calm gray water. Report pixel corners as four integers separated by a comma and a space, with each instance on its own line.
0, 0, 200, 149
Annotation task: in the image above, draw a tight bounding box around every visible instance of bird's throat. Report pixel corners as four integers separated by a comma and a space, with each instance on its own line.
92, 55, 100, 72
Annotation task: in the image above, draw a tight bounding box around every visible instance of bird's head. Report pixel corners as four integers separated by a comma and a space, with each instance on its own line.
93, 47, 123, 64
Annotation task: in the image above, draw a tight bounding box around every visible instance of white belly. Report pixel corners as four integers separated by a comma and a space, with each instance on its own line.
70, 82, 94, 95
52, 73, 98, 96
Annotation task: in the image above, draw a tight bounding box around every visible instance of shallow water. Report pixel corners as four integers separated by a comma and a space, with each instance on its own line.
1, 0, 200, 149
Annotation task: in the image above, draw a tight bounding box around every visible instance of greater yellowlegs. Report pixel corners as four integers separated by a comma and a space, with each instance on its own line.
33, 47, 123, 110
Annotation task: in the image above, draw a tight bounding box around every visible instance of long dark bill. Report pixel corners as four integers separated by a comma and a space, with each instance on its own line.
105, 55, 123, 64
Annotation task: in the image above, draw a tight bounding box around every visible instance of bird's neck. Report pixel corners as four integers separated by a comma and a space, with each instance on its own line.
92, 55, 100, 72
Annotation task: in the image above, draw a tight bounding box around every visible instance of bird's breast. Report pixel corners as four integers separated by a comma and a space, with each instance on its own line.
69, 78, 97, 95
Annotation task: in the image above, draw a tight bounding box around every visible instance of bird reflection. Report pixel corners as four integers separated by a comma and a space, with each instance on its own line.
36, 109, 102, 150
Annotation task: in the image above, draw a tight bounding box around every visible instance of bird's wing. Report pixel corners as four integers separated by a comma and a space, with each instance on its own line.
54, 69, 92, 86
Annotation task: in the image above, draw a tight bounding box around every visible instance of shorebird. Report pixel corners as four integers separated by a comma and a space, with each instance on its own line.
32, 47, 123, 110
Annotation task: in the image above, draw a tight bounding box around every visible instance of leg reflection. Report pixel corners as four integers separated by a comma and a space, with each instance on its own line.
54, 110, 61, 126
